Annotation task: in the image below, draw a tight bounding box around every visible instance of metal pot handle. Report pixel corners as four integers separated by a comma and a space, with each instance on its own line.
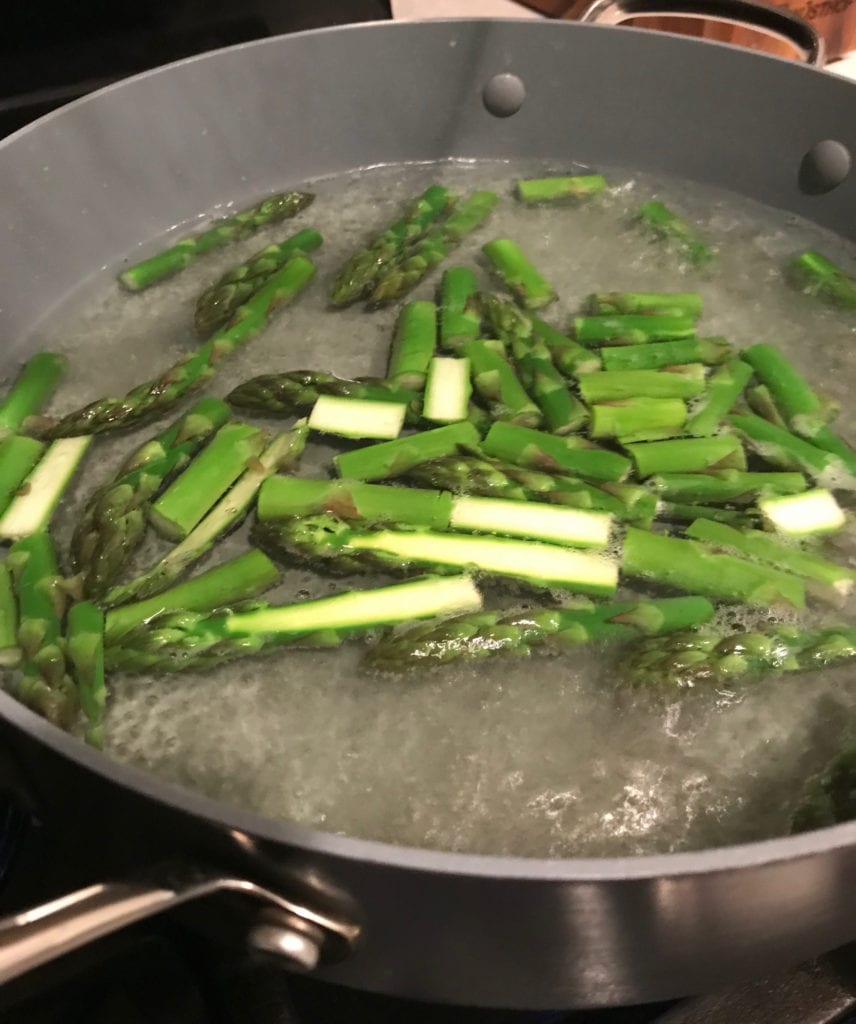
0, 867, 358, 986
578, 0, 825, 66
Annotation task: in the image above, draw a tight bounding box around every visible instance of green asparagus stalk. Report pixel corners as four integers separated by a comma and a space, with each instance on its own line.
66, 601, 106, 748
368, 191, 499, 306
637, 200, 714, 267
388, 301, 437, 390
758, 488, 845, 537
746, 384, 789, 429
625, 435, 746, 477
531, 317, 602, 376
727, 413, 856, 487
482, 239, 557, 310
482, 421, 631, 482
0, 562, 20, 667
106, 575, 484, 674
646, 469, 807, 504
788, 250, 856, 310
0, 436, 45, 516
364, 595, 714, 671
439, 268, 481, 351
511, 338, 587, 434
809, 426, 856, 478
586, 292, 702, 318
791, 743, 856, 831
463, 340, 542, 427
579, 366, 705, 403
0, 353, 66, 437
590, 398, 687, 443
516, 175, 606, 203
685, 359, 753, 437
117, 397, 232, 477
573, 314, 696, 346
119, 190, 314, 292
621, 527, 805, 607
422, 356, 472, 425
0, 436, 92, 541
601, 336, 732, 372
331, 185, 454, 307
194, 228, 323, 335
741, 344, 834, 438
333, 421, 481, 481
36, 256, 316, 439
104, 548, 280, 644
656, 502, 757, 527
308, 395, 407, 441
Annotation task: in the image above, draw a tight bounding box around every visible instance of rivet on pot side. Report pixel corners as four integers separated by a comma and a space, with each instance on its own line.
483, 73, 526, 117
799, 139, 851, 195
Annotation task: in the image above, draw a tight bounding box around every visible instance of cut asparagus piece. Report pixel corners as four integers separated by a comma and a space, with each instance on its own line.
0, 436, 92, 541
586, 292, 702, 318
365, 595, 713, 672
308, 396, 407, 441
579, 366, 705, 403
685, 359, 753, 437
463, 340, 542, 427
149, 423, 266, 541
512, 338, 588, 435
647, 470, 808, 504
602, 336, 732, 371
116, 397, 232, 477
758, 488, 846, 537
333, 421, 481, 481
0, 353, 66, 437
727, 413, 856, 487
657, 502, 757, 527
637, 200, 714, 267
107, 575, 484, 673
423, 357, 472, 424
482, 239, 557, 310
439, 268, 481, 351
788, 250, 856, 310
104, 548, 280, 644
388, 301, 437, 390
741, 344, 834, 438
0, 562, 19, 667
194, 228, 323, 335
621, 527, 805, 607
516, 175, 607, 203
625, 436, 746, 477
483, 422, 631, 482
746, 384, 789, 429
531, 317, 602, 376
66, 601, 106, 748
119, 191, 314, 291
450, 495, 612, 548
0, 436, 45, 516
573, 314, 696, 346
590, 397, 687, 443
810, 426, 856, 478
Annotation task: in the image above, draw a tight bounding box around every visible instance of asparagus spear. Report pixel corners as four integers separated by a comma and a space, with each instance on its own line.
573, 314, 696, 346
601, 336, 732, 371
364, 595, 714, 672
727, 413, 856, 487
809, 426, 856, 478
625, 435, 746, 477
637, 200, 714, 267
0, 436, 92, 541
194, 228, 323, 335
0, 562, 20, 667
586, 292, 702, 318
368, 191, 499, 306
119, 190, 314, 291
516, 175, 606, 203
116, 397, 232, 476
621, 624, 856, 691
104, 548, 280, 644
791, 744, 856, 831
331, 185, 454, 307
333, 421, 481, 481
106, 575, 484, 674
439, 268, 481, 351
66, 601, 106, 748
685, 359, 753, 437
482, 422, 631, 482
0, 436, 45, 516
758, 488, 846, 537
462, 340, 542, 427
741, 344, 834, 438
788, 250, 856, 310
482, 239, 557, 310
647, 469, 807, 504
746, 384, 789, 429
0, 353, 66, 437
590, 397, 687, 443
387, 301, 437, 390
35, 256, 316, 439
512, 338, 588, 435
621, 527, 805, 607
531, 317, 602, 376
579, 366, 705, 403
422, 357, 472, 424
309, 396, 407, 441
657, 502, 757, 527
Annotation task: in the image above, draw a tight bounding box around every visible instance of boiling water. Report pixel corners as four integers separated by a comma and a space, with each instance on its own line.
21, 160, 856, 858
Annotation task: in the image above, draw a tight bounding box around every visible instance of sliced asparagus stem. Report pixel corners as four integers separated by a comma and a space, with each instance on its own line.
333, 421, 481, 481
657, 502, 757, 527
531, 317, 602, 376
149, 423, 267, 541
758, 488, 846, 537
107, 575, 484, 674
0, 353, 66, 437
388, 301, 437, 390
0, 436, 91, 541
746, 384, 789, 429
788, 250, 856, 310
516, 175, 607, 203
423, 357, 472, 424
439, 268, 481, 351
450, 495, 612, 548
512, 337, 587, 435
727, 413, 856, 487
0, 562, 20, 667
647, 469, 808, 504
590, 397, 687, 443
36, 256, 316, 438
308, 396, 407, 441
331, 185, 454, 307
685, 359, 753, 437
741, 344, 834, 438
104, 548, 280, 644
625, 435, 746, 477
586, 292, 702, 318
119, 190, 314, 291
66, 601, 106, 748
621, 527, 805, 607
0, 436, 45, 516
104, 425, 308, 607
810, 426, 856, 478
573, 314, 696, 346
194, 228, 323, 335
637, 200, 714, 267
601, 336, 732, 371
482, 239, 557, 310
579, 366, 705, 403
463, 340, 542, 427
482, 422, 631, 482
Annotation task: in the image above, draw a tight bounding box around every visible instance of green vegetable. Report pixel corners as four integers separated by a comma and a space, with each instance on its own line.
0, 353, 66, 437
482, 239, 557, 309
463, 340, 542, 427
573, 314, 696, 346
637, 199, 714, 267
685, 359, 753, 437
439, 268, 481, 351
758, 488, 846, 537
601, 336, 732, 371
0, 436, 46, 516
388, 301, 437, 390
728, 413, 856, 487
66, 601, 106, 748
0, 437, 91, 541
741, 344, 834, 438
516, 175, 606, 203
586, 292, 702, 318
333, 421, 481, 482
589, 397, 687, 443
579, 367, 705, 403
483, 422, 631, 482
788, 250, 856, 310
625, 436, 746, 477
646, 469, 807, 504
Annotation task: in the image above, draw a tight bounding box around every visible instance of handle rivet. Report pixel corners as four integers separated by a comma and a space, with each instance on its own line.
483, 73, 525, 117
799, 139, 851, 195
248, 913, 324, 972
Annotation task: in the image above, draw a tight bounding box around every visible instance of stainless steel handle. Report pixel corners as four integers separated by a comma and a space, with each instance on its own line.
0, 867, 358, 986
579, 0, 825, 65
